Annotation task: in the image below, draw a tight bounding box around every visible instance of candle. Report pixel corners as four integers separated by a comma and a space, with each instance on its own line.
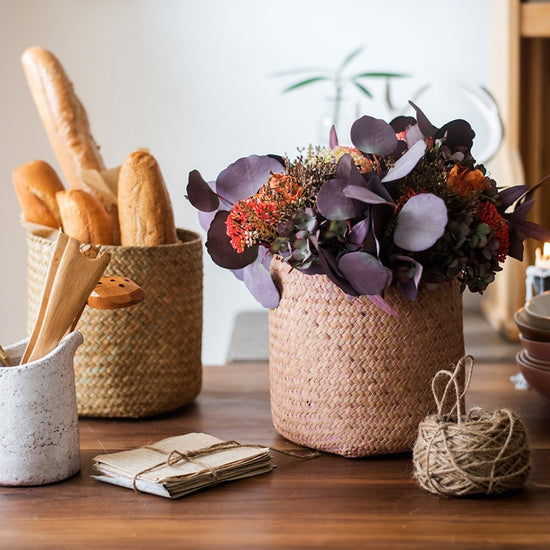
535, 242, 550, 270
527, 242, 550, 300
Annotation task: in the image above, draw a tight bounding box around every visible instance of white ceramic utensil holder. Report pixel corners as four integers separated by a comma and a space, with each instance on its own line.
0, 331, 83, 486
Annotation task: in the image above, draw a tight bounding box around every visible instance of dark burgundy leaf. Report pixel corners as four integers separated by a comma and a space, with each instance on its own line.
390, 115, 416, 133
329, 125, 339, 148
499, 185, 529, 210
513, 219, 550, 242
436, 119, 475, 150
187, 170, 219, 212
206, 210, 258, 269
409, 101, 438, 137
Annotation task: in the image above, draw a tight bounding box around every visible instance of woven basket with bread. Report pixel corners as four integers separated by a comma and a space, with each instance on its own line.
14, 47, 202, 418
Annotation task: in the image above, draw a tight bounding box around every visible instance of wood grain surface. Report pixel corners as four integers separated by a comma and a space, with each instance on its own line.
0, 360, 549, 549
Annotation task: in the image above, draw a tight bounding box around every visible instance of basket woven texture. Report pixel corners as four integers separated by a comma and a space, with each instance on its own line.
26, 229, 203, 418
269, 257, 465, 457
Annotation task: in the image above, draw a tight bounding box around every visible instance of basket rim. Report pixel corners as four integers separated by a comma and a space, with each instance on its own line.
26, 228, 201, 251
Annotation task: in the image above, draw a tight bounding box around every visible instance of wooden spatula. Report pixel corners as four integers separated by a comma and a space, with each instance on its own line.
21, 233, 111, 364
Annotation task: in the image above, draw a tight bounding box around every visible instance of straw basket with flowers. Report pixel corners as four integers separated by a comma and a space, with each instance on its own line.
187, 102, 550, 457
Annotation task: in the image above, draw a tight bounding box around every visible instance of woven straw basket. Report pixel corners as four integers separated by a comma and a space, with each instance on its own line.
269, 257, 465, 457
26, 229, 202, 418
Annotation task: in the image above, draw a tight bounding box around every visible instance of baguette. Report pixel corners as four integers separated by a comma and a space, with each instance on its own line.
118, 150, 178, 246
57, 189, 113, 245
21, 46, 106, 191
21, 46, 120, 243
13, 160, 64, 228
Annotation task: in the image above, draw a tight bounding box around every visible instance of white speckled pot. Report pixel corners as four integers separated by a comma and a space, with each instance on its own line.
0, 331, 82, 486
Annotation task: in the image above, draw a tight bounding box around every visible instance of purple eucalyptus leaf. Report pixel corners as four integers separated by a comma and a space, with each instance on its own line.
350, 115, 398, 155
232, 267, 245, 281
329, 125, 339, 148
242, 260, 280, 309
317, 178, 364, 220
381, 140, 426, 183
394, 194, 448, 252
187, 170, 220, 212
392, 254, 423, 301
366, 294, 399, 317
405, 124, 425, 147
409, 101, 438, 137
499, 185, 529, 210
216, 155, 284, 204
348, 218, 370, 249
338, 251, 392, 295
315, 246, 359, 296
343, 185, 391, 205
206, 210, 258, 269
198, 210, 216, 232
364, 171, 394, 203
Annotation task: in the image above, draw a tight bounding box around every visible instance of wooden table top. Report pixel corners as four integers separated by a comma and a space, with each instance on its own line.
1, 360, 549, 549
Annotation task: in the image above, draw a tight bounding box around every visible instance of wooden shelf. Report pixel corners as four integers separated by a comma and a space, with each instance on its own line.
521, 3, 550, 37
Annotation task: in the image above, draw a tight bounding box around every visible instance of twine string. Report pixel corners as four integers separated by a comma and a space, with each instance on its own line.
431, 355, 474, 421
414, 356, 531, 497
132, 440, 261, 491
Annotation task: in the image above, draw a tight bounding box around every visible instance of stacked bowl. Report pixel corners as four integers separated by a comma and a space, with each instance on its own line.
515, 291, 550, 400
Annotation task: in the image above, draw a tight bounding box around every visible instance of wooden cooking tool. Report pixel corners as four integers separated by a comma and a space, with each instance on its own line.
21, 232, 111, 364
87, 276, 145, 310
0, 344, 12, 367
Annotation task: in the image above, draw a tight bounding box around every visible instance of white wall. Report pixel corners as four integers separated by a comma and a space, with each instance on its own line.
0, 0, 490, 363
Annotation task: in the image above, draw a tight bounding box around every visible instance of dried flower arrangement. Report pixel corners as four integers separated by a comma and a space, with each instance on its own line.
187, 102, 550, 315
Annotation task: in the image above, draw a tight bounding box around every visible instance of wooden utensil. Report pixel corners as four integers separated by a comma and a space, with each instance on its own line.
0, 344, 12, 367
21, 233, 111, 364
87, 276, 145, 310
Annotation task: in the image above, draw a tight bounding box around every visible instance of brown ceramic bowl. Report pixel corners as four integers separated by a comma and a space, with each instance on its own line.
525, 291, 550, 330
517, 349, 550, 371
514, 308, 550, 341
519, 334, 550, 361
516, 352, 550, 401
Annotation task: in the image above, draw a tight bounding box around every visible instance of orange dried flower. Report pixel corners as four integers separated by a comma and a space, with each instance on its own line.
226, 172, 303, 253
331, 146, 373, 173
447, 163, 490, 197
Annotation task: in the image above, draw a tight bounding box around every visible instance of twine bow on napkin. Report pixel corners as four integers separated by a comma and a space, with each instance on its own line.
413, 356, 531, 497
132, 440, 245, 490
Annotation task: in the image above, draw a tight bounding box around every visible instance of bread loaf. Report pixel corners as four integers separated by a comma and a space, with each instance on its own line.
21, 46, 106, 191
57, 189, 113, 245
21, 46, 120, 243
117, 151, 178, 246
13, 160, 65, 228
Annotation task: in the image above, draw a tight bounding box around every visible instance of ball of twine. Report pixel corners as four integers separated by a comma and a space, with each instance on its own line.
413, 356, 531, 497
